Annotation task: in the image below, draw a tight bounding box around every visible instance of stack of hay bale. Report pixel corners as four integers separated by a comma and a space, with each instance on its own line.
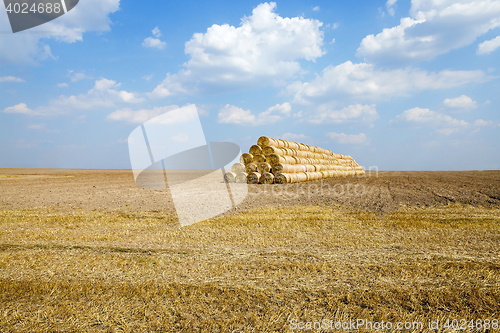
225, 136, 365, 184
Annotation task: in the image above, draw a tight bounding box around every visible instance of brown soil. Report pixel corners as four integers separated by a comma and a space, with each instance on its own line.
0, 169, 499, 214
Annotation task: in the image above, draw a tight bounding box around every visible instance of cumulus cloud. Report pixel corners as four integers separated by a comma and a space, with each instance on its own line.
396, 107, 469, 126
473, 119, 500, 128
395, 106, 499, 134
386, 0, 398, 16
395, 107, 471, 135
308, 104, 379, 124
152, 27, 161, 38
57, 83, 69, 88
0, 0, 120, 65
477, 36, 500, 55
326, 132, 367, 144
142, 37, 166, 49
287, 61, 489, 104
68, 70, 90, 82
357, 0, 500, 65
218, 105, 256, 125
0, 76, 24, 83
151, 2, 325, 97
2, 78, 143, 116
142, 27, 166, 49
218, 102, 292, 125
107, 105, 181, 124
282, 133, 310, 141
3, 103, 32, 115
443, 95, 477, 110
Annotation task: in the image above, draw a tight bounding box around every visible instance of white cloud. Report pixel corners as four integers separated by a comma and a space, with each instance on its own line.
142, 37, 166, 50
386, 0, 398, 16
312, 6, 320, 11
357, 0, 500, 65
151, 2, 325, 97
142, 27, 166, 49
152, 27, 162, 38
218, 105, 257, 125
142, 74, 154, 81
395, 106, 499, 134
3, 103, 32, 115
308, 104, 379, 124
2, 79, 143, 116
477, 36, 500, 55
474, 119, 499, 127
326, 132, 367, 144
395, 107, 471, 135
258, 102, 292, 123
282, 133, 309, 141
26, 124, 59, 133
0, 0, 120, 65
218, 102, 292, 125
57, 83, 69, 88
435, 128, 460, 135
0, 76, 24, 83
443, 95, 477, 110
68, 71, 90, 82
171, 133, 189, 143
396, 107, 469, 126
288, 61, 489, 104
106, 105, 181, 124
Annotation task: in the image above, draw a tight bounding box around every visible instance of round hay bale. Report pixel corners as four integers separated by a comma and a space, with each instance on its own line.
245, 163, 258, 173
235, 172, 248, 183
262, 146, 282, 156
272, 163, 285, 175
269, 154, 290, 165
247, 172, 261, 184
320, 170, 330, 179
231, 163, 245, 174
249, 145, 263, 156
275, 173, 291, 184
260, 172, 275, 184
240, 153, 253, 165
257, 162, 271, 174
305, 165, 315, 172
257, 136, 273, 147
224, 172, 236, 183
253, 154, 266, 163
267, 154, 280, 165
277, 139, 287, 148
296, 172, 308, 183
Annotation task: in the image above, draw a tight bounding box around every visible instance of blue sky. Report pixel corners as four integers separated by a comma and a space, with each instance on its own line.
1, 0, 499, 170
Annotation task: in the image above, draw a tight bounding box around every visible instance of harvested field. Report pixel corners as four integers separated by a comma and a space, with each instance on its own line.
0, 169, 499, 332
0, 169, 499, 213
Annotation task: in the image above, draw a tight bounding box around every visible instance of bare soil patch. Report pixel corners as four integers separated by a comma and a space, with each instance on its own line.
0, 169, 499, 214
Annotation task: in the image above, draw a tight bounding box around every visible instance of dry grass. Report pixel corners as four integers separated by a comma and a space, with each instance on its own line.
0, 175, 17, 179
0, 204, 499, 332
